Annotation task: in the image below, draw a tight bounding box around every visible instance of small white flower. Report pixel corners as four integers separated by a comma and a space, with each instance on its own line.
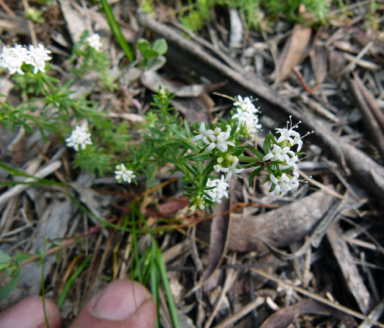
292, 133, 303, 152
214, 163, 224, 172
275, 127, 295, 145
193, 124, 235, 153
233, 95, 259, 115
25, 44, 51, 74
0, 45, 28, 75
285, 152, 299, 170
235, 111, 262, 135
115, 164, 136, 183
288, 175, 299, 190
86, 33, 102, 52
220, 157, 244, 181
275, 117, 308, 152
65, 125, 92, 151
270, 173, 290, 196
206, 126, 235, 152
263, 144, 290, 162
205, 176, 229, 203
192, 122, 215, 144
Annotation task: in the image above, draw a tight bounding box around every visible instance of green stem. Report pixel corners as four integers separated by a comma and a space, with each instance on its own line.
238, 156, 257, 163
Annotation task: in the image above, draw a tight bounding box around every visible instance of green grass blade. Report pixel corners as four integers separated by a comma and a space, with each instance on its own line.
99, 0, 135, 62
156, 245, 180, 328
41, 239, 50, 328
150, 242, 161, 328
57, 256, 91, 309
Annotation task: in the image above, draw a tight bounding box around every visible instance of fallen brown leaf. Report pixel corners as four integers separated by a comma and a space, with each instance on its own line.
274, 24, 312, 85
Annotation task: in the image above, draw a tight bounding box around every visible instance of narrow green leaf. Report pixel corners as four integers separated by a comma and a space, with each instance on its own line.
281, 166, 294, 174
184, 162, 199, 176
262, 175, 270, 184
263, 133, 274, 155
57, 257, 91, 309
0, 163, 67, 188
232, 146, 246, 157
248, 144, 264, 161
184, 120, 191, 137
248, 166, 264, 186
99, 0, 134, 62
189, 153, 212, 162
156, 246, 180, 328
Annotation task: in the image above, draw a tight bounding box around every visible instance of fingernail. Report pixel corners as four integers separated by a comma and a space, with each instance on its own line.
90, 281, 150, 321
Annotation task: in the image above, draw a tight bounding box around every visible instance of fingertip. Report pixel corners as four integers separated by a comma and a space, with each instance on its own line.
0, 296, 62, 328
71, 280, 157, 328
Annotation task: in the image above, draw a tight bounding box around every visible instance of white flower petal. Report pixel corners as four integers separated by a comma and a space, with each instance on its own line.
205, 143, 216, 152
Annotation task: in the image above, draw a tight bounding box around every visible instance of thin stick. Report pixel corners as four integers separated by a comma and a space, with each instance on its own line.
250, 267, 384, 327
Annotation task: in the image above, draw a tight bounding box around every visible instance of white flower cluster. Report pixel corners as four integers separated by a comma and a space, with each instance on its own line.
190, 195, 206, 212
65, 126, 92, 151
86, 33, 102, 52
263, 144, 298, 170
214, 155, 243, 181
232, 96, 262, 136
204, 176, 229, 203
115, 164, 136, 184
270, 171, 299, 195
0, 43, 51, 75
192, 123, 234, 152
263, 118, 312, 195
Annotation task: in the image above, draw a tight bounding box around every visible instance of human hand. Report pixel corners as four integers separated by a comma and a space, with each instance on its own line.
0, 280, 157, 328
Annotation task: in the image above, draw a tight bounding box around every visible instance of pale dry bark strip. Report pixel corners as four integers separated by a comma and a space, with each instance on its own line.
327, 220, 372, 314
227, 189, 335, 252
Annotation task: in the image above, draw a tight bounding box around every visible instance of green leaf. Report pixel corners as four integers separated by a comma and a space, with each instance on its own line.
281, 166, 294, 174
0, 263, 11, 270
155, 245, 181, 328
0, 269, 20, 300
57, 256, 91, 309
146, 56, 166, 71
15, 252, 34, 262
248, 144, 264, 161
0, 162, 36, 179
184, 120, 191, 137
184, 162, 199, 176
178, 139, 198, 152
263, 133, 275, 155
143, 49, 159, 59
99, 0, 134, 62
189, 153, 212, 162
232, 146, 246, 157
0, 250, 11, 263
135, 38, 151, 52
0, 163, 67, 188
262, 175, 270, 184
152, 38, 168, 55
248, 166, 264, 186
